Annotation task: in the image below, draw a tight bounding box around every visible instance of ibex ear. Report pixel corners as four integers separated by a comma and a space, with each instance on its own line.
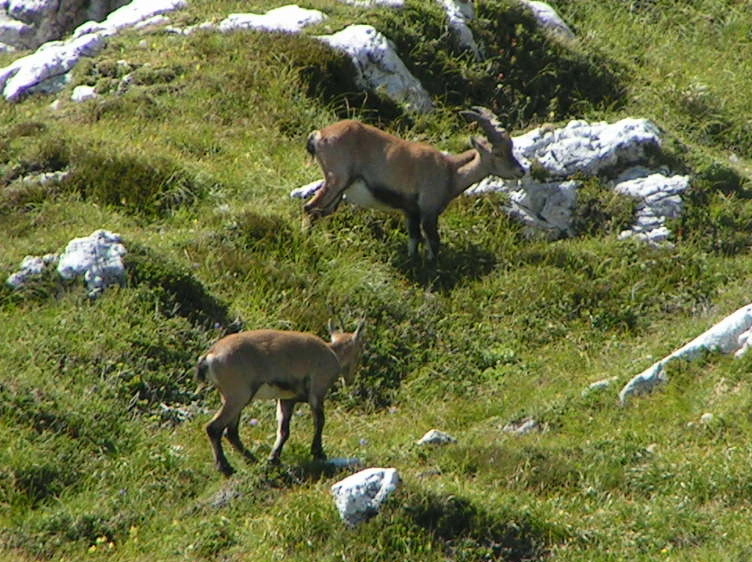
470, 136, 492, 152
328, 319, 341, 336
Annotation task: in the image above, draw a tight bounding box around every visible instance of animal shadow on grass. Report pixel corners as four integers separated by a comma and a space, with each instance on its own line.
392, 240, 498, 292
198, 457, 359, 513
331, 211, 497, 291
263, 457, 357, 487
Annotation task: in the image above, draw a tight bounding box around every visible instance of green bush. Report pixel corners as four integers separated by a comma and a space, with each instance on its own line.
401, 489, 558, 561
571, 176, 638, 237
124, 242, 231, 329
369, 0, 624, 127
64, 146, 206, 217
672, 163, 752, 255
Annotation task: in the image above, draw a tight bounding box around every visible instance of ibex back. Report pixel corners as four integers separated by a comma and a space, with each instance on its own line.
304, 107, 526, 260
196, 320, 366, 476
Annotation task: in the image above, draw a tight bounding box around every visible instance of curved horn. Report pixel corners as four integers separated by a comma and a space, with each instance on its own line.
459, 106, 509, 145
354, 316, 366, 338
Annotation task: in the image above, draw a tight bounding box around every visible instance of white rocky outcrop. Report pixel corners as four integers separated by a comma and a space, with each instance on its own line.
6, 229, 127, 297
438, 0, 479, 57
512, 118, 663, 179
469, 118, 688, 243
520, 0, 574, 39
71, 0, 183, 37
71, 83, 97, 101
217, 5, 326, 34
503, 418, 546, 435
317, 25, 433, 113
331, 467, 401, 527
6, 254, 59, 288
0, 10, 33, 51
0, 0, 131, 51
619, 304, 752, 404
582, 377, 618, 396
0, 31, 106, 100
470, 177, 580, 238
0, 0, 185, 101
613, 166, 690, 244
57, 229, 127, 295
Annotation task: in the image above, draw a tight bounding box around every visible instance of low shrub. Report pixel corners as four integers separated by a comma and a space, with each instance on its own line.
401, 489, 558, 561
369, 0, 625, 127
64, 145, 206, 217
571, 176, 638, 237
124, 242, 231, 329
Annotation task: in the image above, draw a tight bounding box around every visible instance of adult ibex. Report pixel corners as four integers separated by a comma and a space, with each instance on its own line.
304, 107, 526, 259
196, 320, 366, 476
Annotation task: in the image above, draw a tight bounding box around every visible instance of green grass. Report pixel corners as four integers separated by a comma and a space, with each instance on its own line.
2, 0, 752, 560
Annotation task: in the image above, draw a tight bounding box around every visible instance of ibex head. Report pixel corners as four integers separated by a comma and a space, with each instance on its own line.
328, 317, 366, 384
460, 106, 526, 180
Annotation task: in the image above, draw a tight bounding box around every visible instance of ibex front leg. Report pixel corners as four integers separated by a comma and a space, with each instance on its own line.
309, 396, 327, 461
406, 212, 423, 258
421, 212, 440, 261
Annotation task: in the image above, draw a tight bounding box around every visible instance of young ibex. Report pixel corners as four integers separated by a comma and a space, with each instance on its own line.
304, 107, 526, 259
196, 320, 366, 476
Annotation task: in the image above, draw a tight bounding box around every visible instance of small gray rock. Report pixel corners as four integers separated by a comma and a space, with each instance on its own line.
416, 429, 457, 446
331, 467, 401, 527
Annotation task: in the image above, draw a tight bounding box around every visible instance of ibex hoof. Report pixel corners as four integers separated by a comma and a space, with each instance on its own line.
218, 463, 236, 477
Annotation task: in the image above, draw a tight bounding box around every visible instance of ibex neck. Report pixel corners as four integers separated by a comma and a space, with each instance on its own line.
451, 150, 488, 196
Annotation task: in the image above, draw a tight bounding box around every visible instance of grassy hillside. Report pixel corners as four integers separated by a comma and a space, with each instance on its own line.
2, 0, 752, 560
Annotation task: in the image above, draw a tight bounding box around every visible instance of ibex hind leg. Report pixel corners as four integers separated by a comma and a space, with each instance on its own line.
206, 407, 238, 476
206, 384, 260, 476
